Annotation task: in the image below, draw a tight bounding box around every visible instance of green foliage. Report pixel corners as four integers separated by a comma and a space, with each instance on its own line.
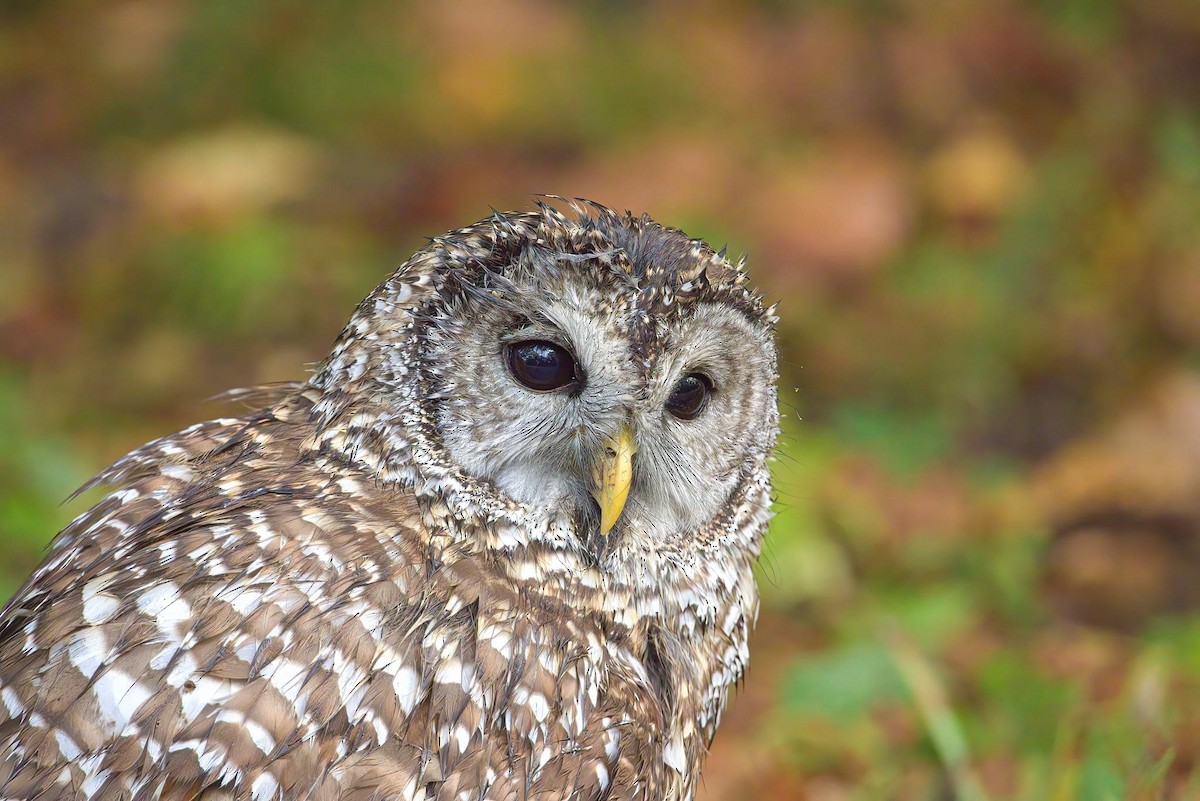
0, 369, 91, 598
786, 642, 906, 720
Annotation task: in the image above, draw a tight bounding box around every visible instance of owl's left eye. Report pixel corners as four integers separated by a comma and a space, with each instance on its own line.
666, 373, 713, 420
506, 340, 582, 392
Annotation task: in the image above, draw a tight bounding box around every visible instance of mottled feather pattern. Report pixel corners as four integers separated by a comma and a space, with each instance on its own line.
1, 393, 661, 799
0, 201, 777, 800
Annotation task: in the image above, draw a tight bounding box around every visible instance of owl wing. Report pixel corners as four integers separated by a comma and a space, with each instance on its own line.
0, 392, 662, 801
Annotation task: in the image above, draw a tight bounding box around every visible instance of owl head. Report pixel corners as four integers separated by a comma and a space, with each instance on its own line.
312, 200, 778, 580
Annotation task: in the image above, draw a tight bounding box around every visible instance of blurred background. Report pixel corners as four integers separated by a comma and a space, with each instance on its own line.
3, 1, 1200, 797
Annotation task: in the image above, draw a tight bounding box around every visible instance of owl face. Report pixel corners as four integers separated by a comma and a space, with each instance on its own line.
424, 214, 777, 556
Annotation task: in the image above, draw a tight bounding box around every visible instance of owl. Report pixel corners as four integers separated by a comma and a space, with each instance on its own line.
0, 201, 778, 801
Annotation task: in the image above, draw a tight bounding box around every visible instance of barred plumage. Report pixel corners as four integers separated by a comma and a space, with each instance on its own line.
0, 201, 778, 800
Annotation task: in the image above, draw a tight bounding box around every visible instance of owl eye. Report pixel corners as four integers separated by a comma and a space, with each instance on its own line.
666, 373, 712, 420
506, 340, 582, 392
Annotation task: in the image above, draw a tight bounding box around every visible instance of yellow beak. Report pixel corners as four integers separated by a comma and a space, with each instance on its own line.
591, 426, 636, 535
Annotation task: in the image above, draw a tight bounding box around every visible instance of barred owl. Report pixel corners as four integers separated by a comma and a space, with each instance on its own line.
0, 201, 778, 801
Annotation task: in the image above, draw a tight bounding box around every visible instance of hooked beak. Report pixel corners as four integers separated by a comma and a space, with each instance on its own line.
590, 425, 636, 535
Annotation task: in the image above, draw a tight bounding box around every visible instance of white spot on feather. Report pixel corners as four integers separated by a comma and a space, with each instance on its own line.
67, 628, 108, 679
223, 585, 265, 616
91, 668, 152, 733
180, 675, 235, 722
664, 733, 687, 774
137, 582, 191, 628
2, 687, 25, 717
264, 658, 309, 699
453, 723, 470, 753
161, 650, 197, 685
434, 659, 462, 687
527, 692, 550, 723
82, 593, 120, 625
160, 464, 194, 481
55, 731, 82, 760
251, 772, 280, 800
603, 724, 620, 762
78, 754, 110, 797
393, 666, 420, 715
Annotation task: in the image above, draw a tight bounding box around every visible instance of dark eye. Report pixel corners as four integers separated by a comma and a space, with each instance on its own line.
666, 373, 712, 420
506, 340, 582, 392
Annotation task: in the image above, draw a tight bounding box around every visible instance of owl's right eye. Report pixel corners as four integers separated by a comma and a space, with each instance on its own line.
506, 340, 582, 392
